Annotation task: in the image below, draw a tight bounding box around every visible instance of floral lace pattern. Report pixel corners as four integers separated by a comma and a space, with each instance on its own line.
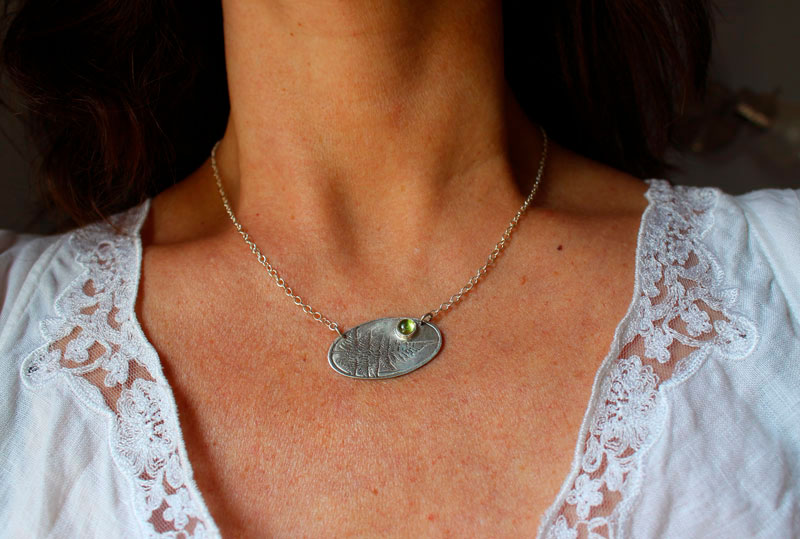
21, 203, 218, 538
539, 180, 758, 539
17, 180, 757, 537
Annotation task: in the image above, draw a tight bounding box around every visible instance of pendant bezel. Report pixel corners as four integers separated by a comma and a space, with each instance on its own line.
394, 318, 418, 340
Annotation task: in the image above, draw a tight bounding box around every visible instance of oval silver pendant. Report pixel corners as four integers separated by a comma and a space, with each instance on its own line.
328, 317, 442, 379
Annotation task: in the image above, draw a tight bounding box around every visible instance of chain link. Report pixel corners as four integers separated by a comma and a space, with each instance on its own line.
419, 125, 548, 323
210, 125, 548, 334
210, 145, 343, 337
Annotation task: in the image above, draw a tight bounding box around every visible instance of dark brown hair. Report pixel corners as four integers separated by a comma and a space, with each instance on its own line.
1, 0, 713, 225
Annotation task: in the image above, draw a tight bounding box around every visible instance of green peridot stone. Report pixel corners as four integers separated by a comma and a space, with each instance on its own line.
397, 318, 417, 336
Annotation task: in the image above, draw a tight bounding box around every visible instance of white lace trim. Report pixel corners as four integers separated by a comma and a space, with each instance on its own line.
21, 202, 219, 538
538, 180, 758, 539
18, 181, 758, 537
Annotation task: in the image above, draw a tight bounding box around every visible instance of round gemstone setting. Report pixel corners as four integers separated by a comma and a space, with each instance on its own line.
395, 318, 418, 340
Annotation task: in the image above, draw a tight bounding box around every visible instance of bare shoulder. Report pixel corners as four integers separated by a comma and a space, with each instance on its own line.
537, 140, 650, 219
139, 159, 226, 247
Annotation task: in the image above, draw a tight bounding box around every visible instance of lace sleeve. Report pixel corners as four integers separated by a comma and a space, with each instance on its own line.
538, 181, 759, 539
17, 204, 219, 538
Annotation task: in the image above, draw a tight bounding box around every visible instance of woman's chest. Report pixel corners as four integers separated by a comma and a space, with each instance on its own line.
136, 211, 641, 535
145, 287, 626, 537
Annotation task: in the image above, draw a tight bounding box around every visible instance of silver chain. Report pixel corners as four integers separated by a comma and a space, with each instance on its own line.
210, 125, 548, 336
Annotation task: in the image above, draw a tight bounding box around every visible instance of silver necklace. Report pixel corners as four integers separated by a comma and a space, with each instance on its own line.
210, 125, 548, 379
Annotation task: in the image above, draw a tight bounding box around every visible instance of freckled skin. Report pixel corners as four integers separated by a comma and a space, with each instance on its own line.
135, 0, 651, 533
139, 144, 647, 536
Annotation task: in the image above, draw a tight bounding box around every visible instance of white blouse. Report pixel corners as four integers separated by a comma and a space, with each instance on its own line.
1, 180, 799, 538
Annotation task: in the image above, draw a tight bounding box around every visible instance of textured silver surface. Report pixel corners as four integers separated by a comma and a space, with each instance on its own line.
328, 318, 442, 379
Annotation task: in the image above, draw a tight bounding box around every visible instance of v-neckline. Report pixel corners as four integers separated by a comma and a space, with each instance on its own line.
28, 177, 758, 537
22, 177, 759, 536
122, 180, 662, 537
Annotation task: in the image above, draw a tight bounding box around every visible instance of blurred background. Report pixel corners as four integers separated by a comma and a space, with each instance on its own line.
1, 0, 799, 233
666, 0, 800, 193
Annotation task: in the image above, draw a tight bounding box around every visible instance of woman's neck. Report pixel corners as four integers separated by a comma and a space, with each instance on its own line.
212, 0, 544, 271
